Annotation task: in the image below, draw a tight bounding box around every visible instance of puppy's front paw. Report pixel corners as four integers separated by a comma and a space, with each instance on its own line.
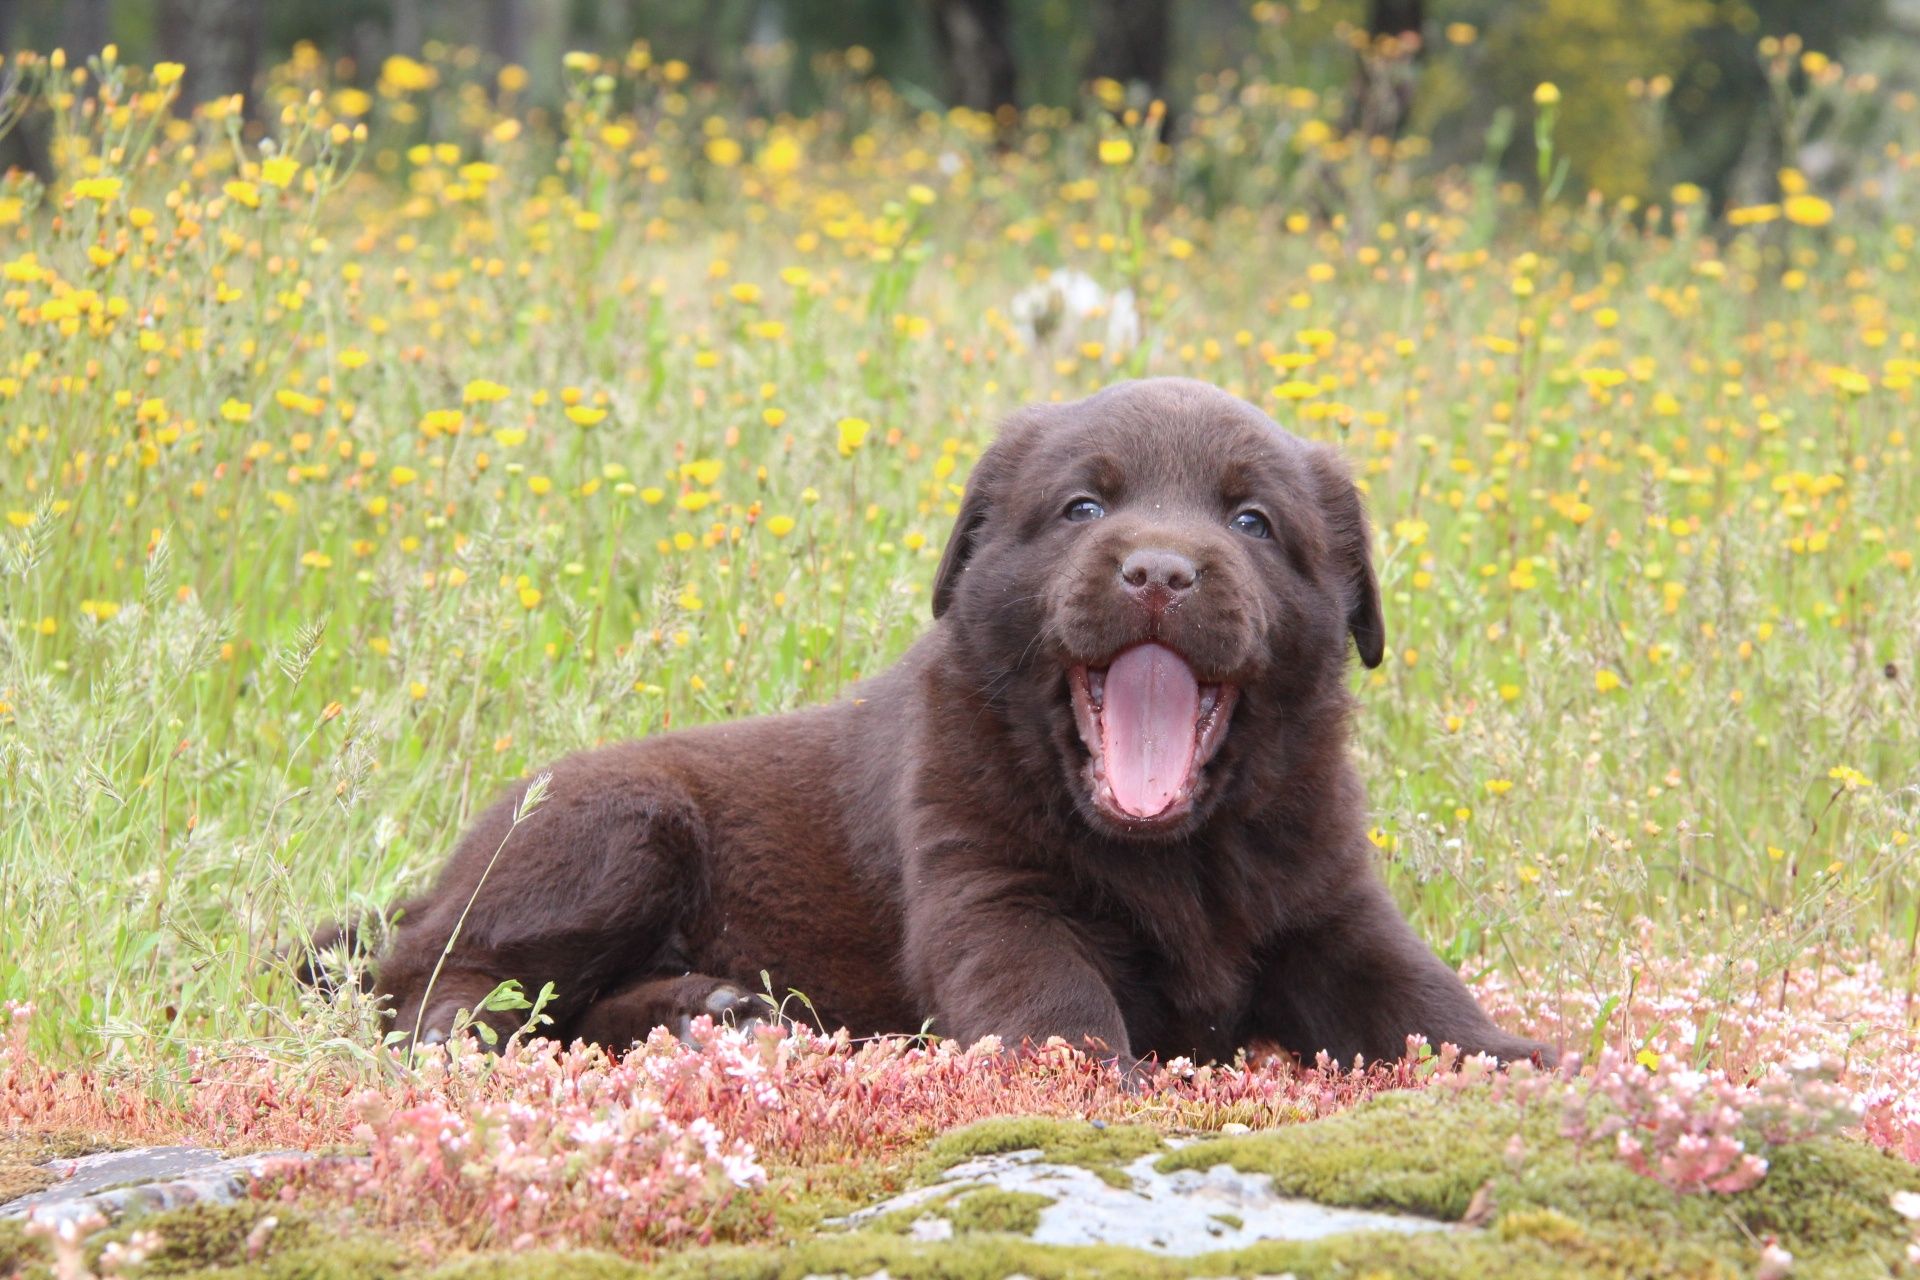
672, 981, 766, 1044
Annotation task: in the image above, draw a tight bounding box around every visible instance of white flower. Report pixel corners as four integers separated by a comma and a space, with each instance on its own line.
1008, 270, 1141, 353
1104, 287, 1140, 351
721, 1148, 767, 1188
570, 1117, 617, 1145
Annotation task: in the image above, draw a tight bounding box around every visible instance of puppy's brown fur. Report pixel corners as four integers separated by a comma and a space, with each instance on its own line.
349, 379, 1550, 1068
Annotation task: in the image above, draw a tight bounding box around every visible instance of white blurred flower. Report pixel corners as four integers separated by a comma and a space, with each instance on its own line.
1009, 269, 1141, 354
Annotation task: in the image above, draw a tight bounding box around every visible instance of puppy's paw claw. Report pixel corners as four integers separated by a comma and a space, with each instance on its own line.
673, 982, 766, 1045
705, 982, 758, 1020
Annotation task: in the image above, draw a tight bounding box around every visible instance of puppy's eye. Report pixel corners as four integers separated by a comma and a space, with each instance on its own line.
1064, 498, 1107, 522
1231, 510, 1272, 539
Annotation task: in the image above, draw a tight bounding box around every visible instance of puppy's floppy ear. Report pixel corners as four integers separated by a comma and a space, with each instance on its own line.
931, 412, 1041, 618
1308, 446, 1386, 669
931, 483, 989, 619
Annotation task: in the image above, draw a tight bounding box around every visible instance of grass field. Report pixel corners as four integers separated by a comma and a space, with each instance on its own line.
1, 34, 1919, 1279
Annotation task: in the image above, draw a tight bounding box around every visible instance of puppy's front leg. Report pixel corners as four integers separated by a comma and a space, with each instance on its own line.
1244, 878, 1553, 1068
905, 864, 1130, 1060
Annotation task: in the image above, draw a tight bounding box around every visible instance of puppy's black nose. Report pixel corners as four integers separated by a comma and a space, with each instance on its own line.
1119, 547, 1197, 608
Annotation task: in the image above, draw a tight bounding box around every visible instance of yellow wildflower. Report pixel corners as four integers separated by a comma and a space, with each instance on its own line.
71, 176, 124, 203
261, 156, 301, 189
1783, 194, 1833, 227
837, 417, 871, 457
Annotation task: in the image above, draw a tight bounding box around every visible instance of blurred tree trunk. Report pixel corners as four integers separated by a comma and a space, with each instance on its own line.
1369, 0, 1424, 40
1346, 0, 1423, 138
688, 0, 756, 86
156, 0, 265, 108
487, 0, 528, 67
594, 0, 633, 49
1087, 0, 1168, 103
62, 0, 110, 64
929, 0, 1016, 112
391, 0, 425, 59
0, 0, 51, 181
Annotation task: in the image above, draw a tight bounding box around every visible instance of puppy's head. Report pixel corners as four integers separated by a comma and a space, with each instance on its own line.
932, 378, 1383, 841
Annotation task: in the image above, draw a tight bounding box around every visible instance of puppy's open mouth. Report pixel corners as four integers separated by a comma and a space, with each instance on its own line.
1069, 642, 1238, 828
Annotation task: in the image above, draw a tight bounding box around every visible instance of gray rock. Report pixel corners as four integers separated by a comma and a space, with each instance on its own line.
843, 1146, 1453, 1256
0, 1145, 318, 1227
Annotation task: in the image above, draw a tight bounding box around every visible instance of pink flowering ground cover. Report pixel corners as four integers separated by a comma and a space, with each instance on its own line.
2, 943, 1918, 1276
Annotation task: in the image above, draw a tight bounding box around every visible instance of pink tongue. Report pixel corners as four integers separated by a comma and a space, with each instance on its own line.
1099, 643, 1201, 818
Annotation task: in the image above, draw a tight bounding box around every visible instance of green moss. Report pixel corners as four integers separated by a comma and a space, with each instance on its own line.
1495, 1206, 1587, 1246
643, 1231, 1188, 1280
1159, 1089, 1517, 1217
842, 1183, 1051, 1238
74, 1202, 412, 1280
922, 1117, 1163, 1189
167, 1240, 413, 1280
1158, 1087, 1920, 1277
1219, 1226, 1726, 1280
0, 1216, 43, 1277
637, 1221, 1737, 1280
763, 1153, 922, 1235
945, 1188, 1052, 1235
105, 1202, 318, 1274
428, 1251, 646, 1279
1732, 1138, 1920, 1250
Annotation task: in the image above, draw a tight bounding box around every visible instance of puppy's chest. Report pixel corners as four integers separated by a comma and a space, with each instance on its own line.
1108, 906, 1258, 1022
1097, 872, 1269, 1043
1112, 937, 1253, 1060
1124, 927, 1250, 997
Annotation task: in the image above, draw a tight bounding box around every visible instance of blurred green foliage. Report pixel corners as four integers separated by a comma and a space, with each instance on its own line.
1415, 0, 1891, 200
1, 0, 1910, 202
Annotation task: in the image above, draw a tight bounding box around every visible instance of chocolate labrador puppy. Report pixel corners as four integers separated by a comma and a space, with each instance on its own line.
337, 378, 1549, 1069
